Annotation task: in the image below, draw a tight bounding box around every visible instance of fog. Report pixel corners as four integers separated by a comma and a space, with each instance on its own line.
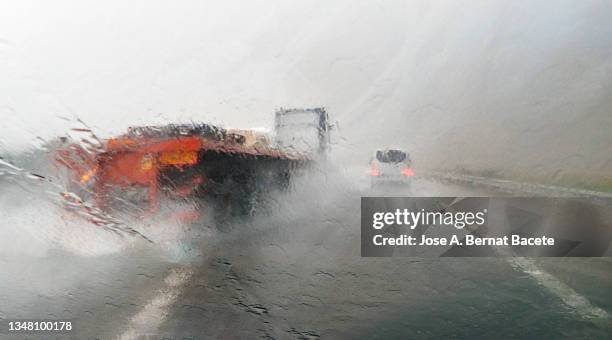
1, 0, 611, 183
1, 2, 611, 337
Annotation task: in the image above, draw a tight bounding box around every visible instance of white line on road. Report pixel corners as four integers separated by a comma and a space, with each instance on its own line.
508, 257, 610, 320
118, 267, 194, 340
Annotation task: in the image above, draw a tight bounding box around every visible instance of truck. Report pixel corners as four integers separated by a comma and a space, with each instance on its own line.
54, 108, 331, 225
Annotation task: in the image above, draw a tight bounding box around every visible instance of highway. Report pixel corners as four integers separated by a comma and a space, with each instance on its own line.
0, 172, 611, 339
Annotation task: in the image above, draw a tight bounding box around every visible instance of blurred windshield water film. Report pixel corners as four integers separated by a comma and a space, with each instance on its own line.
0, 1, 611, 339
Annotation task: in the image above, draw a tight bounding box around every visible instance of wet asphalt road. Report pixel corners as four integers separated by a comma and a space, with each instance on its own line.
0, 176, 611, 339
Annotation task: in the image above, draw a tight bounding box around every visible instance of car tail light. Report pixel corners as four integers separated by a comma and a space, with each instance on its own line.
401, 167, 414, 177
370, 162, 380, 177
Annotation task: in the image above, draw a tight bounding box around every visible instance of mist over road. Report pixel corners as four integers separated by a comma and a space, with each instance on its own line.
1, 172, 610, 339
2, 0, 611, 186
1, 1, 611, 338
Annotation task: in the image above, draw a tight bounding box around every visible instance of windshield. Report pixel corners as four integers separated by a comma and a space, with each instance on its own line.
1, 2, 611, 339
376, 149, 407, 163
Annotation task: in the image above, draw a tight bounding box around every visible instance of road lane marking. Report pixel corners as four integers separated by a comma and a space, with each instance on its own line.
118, 267, 193, 340
508, 258, 610, 320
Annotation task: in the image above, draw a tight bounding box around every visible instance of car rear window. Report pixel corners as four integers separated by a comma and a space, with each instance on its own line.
376, 149, 407, 163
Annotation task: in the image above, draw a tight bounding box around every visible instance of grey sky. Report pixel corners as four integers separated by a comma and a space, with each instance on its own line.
1, 0, 611, 181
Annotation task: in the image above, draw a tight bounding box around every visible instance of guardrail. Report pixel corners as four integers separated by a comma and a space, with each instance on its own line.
429, 172, 612, 206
